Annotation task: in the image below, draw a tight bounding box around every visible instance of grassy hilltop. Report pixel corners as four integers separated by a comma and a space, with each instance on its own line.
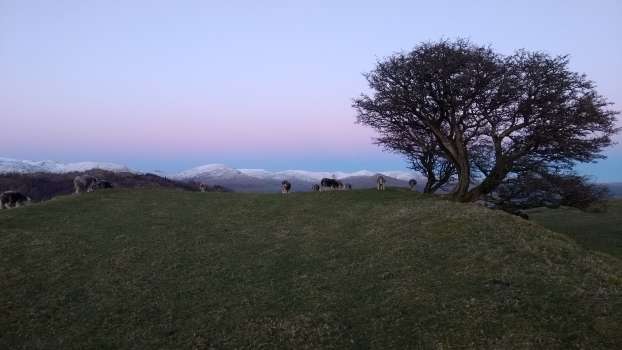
1, 189, 621, 349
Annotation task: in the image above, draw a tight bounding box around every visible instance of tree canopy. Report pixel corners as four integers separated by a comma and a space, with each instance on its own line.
354, 39, 619, 201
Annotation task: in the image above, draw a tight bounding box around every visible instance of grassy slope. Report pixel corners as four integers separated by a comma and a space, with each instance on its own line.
526, 200, 622, 258
1, 189, 621, 349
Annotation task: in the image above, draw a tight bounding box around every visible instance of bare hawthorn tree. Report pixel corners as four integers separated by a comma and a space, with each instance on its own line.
354, 39, 619, 201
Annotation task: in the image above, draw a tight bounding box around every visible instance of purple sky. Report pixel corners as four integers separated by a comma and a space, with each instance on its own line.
1, 1, 620, 180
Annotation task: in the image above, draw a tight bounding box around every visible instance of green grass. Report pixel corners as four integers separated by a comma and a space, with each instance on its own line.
526, 200, 622, 258
1, 189, 621, 349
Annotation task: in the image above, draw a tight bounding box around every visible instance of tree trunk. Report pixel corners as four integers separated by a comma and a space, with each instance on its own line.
453, 164, 470, 200
452, 142, 471, 201
423, 169, 436, 193
417, 126, 470, 199
463, 160, 512, 201
423, 180, 434, 193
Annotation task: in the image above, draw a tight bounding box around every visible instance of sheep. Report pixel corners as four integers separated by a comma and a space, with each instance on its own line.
281, 180, 292, 194
0, 191, 30, 209
74, 175, 113, 194
89, 180, 113, 191
409, 179, 417, 191
320, 178, 341, 191
376, 175, 386, 191
74, 175, 98, 194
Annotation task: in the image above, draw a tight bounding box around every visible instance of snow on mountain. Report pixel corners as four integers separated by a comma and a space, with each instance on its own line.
173, 164, 243, 179
238, 169, 343, 182
59, 161, 131, 173
0, 158, 422, 186
239, 169, 389, 182
0, 157, 131, 174
236, 168, 275, 179
381, 171, 418, 181
176, 164, 419, 183
339, 170, 378, 178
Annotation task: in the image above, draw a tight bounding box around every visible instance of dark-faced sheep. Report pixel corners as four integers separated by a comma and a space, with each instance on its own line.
409, 179, 417, 191
377, 175, 386, 191
89, 180, 113, 191
281, 180, 292, 194
320, 178, 341, 191
0, 191, 30, 209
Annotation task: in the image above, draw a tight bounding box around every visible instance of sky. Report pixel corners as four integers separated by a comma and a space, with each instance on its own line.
1, 0, 621, 180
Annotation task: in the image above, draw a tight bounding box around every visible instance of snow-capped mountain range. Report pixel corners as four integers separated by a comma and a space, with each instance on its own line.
0, 157, 131, 174
0, 158, 421, 191
170, 164, 420, 192
3, 158, 620, 195
172, 163, 416, 182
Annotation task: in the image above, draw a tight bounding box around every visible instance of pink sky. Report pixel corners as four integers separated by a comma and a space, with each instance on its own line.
1, 1, 620, 179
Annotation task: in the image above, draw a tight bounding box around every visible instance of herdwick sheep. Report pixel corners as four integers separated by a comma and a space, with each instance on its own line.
89, 180, 113, 191
320, 178, 341, 191
0, 191, 30, 209
74, 175, 113, 194
376, 175, 386, 191
281, 180, 292, 194
74, 175, 99, 194
409, 179, 417, 191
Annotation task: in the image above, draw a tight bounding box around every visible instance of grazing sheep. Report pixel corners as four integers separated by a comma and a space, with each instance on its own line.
281, 180, 292, 194
74, 175, 113, 194
409, 179, 417, 191
0, 191, 30, 209
377, 175, 386, 191
89, 180, 113, 191
74, 175, 98, 194
312, 184, 320, 192
320, 178, 341, 191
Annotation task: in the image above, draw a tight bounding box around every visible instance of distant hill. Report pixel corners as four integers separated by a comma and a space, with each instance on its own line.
172, 163, 420, 192
0, 170, 197, 201
1, 158, 423, 193
338, 175, 412, 190
0, 157, 131, 174
177, 172, 412, 193
1, 189, 620, 348
5, 158, 620, 196
605, 182, 622, 197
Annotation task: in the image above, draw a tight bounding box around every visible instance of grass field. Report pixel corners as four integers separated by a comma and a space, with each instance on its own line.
527, 200, 622, 258
1, 189, 621, 349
